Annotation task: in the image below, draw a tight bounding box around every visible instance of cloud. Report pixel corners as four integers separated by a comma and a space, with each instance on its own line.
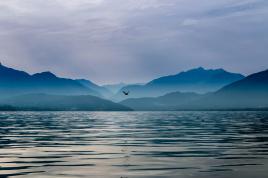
0, 0, 267, 84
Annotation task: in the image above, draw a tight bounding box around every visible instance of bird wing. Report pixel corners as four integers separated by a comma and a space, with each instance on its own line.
123, 91, 129, 95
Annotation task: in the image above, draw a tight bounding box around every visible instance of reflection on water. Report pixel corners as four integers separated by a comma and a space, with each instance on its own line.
0, 111, 268, 178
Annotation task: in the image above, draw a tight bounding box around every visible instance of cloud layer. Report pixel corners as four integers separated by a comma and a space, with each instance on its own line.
0, 0, 268, 84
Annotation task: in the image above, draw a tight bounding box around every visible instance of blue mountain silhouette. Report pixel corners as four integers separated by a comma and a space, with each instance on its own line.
1, 93, 131, 111
76, 79, 113, 98
114, 67, 244, 101
196, 69, 268, 109
121, 69, 268, 110
0, 63, 100, 98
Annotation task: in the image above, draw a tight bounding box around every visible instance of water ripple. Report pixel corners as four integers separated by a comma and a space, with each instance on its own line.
0, 111, 268, 178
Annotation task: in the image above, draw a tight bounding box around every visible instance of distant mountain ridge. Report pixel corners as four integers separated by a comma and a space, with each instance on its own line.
76, 79, 113, 98
120, 69, 268, 110
114, 67, 244, 101
102, 83, 128, 94
0, 63, 102, 98
0, 93, 132, 111
190, 69, 268, 109
120, 91, 203, 111
1, 63, 266, 111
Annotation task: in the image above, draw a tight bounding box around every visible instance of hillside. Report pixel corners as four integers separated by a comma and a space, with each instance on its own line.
0, 94, 132, 111
188, 69, 268, 109
113, 67, 244, 101
120, 91, 203, 110
0, 63, 100, 98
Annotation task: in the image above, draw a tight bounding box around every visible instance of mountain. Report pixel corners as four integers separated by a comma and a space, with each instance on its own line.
76, 79, 113, 98
0, 94, 132, 111
0, 63, 99, 98
121, 69, 268, 110
113, 67, 245, 101
102, 83, 128, 94
187, 69, 268, 109
120, 91, 203, 111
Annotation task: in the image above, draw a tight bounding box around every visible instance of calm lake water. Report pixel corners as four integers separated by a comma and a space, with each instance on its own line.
0, 111, 268, 178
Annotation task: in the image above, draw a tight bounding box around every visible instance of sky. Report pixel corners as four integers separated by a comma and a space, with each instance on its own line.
0, 0, 268, 84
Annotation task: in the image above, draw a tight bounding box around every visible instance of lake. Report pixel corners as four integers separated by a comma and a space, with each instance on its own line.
0, 111, 268, 178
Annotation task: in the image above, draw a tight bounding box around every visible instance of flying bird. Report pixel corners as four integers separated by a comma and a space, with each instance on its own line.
122, 91, 130, 96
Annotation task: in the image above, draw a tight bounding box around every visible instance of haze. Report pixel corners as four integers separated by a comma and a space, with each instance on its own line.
0, 0, 267, 84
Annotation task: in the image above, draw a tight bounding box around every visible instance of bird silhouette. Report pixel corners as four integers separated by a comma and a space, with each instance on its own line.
122, 91, 130, 96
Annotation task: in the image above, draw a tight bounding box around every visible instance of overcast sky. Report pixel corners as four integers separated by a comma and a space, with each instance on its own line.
0, 0, 267, 84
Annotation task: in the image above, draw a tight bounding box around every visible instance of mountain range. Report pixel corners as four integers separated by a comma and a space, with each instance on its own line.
0, 63, 267, 111
102, 83, 128, 94
0, 63, 131, 110
113, 67, 244, 101
121, 69, 268, 110
76, 79, 113, 98
0, 63, 104, 98
120, 92, 203, 111
0, 94, 131, 111
191, 69, 268, 109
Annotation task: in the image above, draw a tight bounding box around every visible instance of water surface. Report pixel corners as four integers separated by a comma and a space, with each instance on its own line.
0, 111, 268, 178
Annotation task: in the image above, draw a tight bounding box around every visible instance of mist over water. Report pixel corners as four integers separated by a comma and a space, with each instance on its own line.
0, 111, 268, 178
